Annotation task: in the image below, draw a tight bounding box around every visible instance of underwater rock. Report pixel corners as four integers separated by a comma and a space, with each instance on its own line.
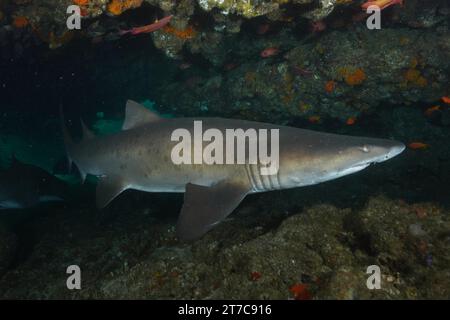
0, 0, 353, 56
394, 0, 449, 28
197, 0, 279, 18
0, 0, 446, 68
0, 195, 449, 299
159, 26, 449, 122
303, 0, 336, 21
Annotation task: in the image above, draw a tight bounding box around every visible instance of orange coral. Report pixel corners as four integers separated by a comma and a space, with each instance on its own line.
13, 16, 28, 28
339, 68, 366, 86
74, 0, 89, 5
404, 68, 427, 87
107, 0, 143, 16
346, 117, 356, 125
325, 80, 336, 93
162, 25, 196, 39
404, 68, 420, 81
250, 272, 262, 281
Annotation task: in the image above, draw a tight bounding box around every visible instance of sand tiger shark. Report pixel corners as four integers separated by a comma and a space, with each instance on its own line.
0, 156, 67, 210
61, 100, 405, 240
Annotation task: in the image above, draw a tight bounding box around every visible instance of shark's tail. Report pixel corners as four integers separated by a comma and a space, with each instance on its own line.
59, 105, 74, 172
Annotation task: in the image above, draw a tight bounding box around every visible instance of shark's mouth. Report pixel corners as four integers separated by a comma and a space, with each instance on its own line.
339, 162, 372, 177
314, 162, 372, 185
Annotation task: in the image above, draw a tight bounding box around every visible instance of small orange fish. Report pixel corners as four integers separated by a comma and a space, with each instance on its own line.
408, 142, 428, 150
289, 283, 312, 300
424, 105, 440, 117
442, 96, 450, 104
346, 117, 356, 125
260, 47, 279, 58
324, 80, 336, 93
13, 16, 29, 28
308, 116, 321, 124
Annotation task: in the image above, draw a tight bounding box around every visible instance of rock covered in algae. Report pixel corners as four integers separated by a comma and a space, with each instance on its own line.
1, 0, 447, 68
197, 0, 280, 18
0, 0, 342, 53
0, 195, 449, 299
159, 24, 449, 123
302, 0, 336, 21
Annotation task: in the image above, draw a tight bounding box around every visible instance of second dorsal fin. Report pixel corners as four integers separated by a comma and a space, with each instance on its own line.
122, 100, 162, 130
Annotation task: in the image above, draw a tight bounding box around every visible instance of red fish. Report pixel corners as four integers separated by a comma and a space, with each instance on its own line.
260, 47, 279, 58
424, 105, 440, 117
361, 0, 403, 11
119, 15, 173, 36
408, 142, 428, 150
289, 283, 312, 300
442, 96, 450, 104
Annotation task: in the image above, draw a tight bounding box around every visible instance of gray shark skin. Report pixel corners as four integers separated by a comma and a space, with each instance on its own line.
61, 100, 405, 240
0, 157, 66, 210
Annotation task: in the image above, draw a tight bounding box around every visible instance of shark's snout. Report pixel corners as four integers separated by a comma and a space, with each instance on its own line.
340, 139, 404, 176
365, 140, 406, 164
386, 141, 406, 160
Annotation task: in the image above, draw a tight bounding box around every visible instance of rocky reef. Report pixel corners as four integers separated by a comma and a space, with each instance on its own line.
0, 0, 449, 300
0, 1, 448, 122
1, 193, 449, 299
159, 26, 449, 122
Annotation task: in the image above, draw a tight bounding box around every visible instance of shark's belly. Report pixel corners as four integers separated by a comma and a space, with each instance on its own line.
134, 164, 285, 194
129, 162, 250, 193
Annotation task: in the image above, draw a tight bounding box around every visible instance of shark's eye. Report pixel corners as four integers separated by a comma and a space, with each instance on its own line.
359, 145, 370, 153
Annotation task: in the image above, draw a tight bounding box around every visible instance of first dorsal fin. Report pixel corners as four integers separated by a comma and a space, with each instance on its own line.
122, 100, 162, 130
80, 119, 95, 140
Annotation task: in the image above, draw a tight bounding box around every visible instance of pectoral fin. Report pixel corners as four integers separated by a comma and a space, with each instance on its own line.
96, 176, 128, 208
176, 180, 251, 241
